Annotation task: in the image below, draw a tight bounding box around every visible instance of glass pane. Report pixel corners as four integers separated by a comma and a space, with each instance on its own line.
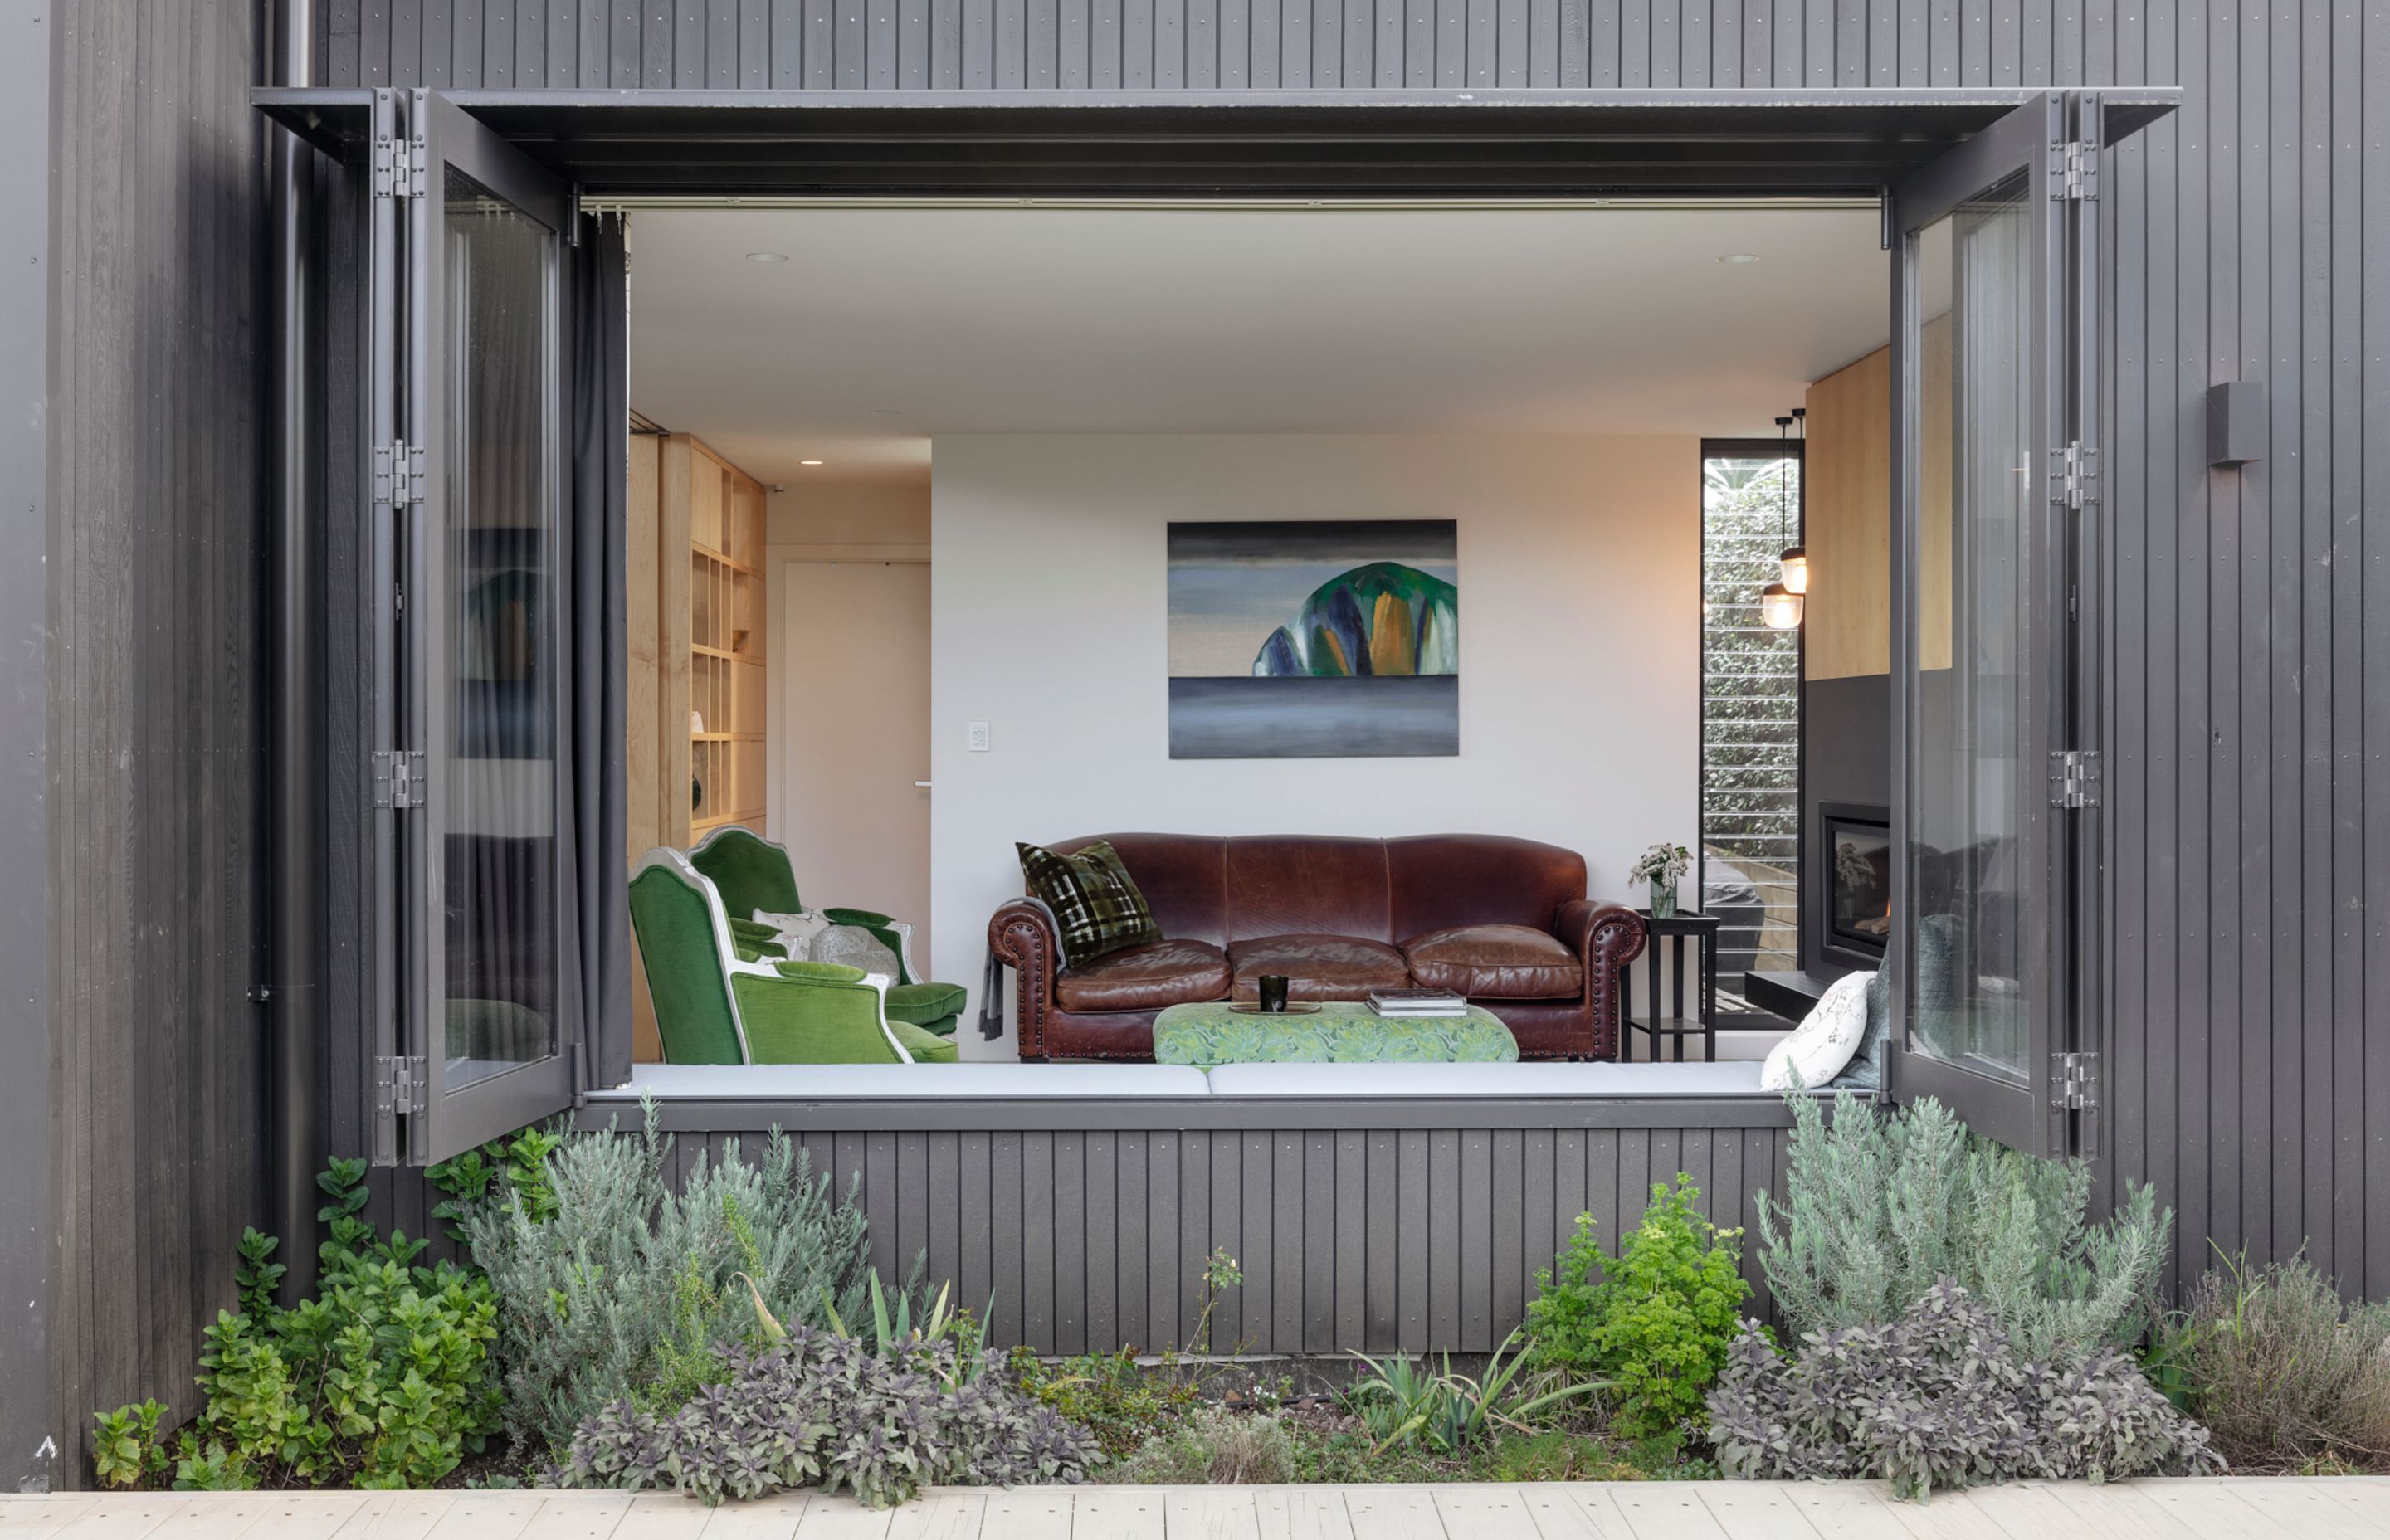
441, 166, 558, 1089
1905, 169, 2043, 1084
1700, 454, 1803, 1004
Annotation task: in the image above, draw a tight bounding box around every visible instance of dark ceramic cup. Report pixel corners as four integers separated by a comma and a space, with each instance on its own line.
1257, 974, 1290, 1013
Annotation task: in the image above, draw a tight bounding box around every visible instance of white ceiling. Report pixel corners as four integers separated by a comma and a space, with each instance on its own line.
627, 203, 1890, 485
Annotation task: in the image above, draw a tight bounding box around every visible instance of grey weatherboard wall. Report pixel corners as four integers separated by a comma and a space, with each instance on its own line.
315, 0, 2390, 1305
35, 0, 273, 1494
366, 1108, 1797, 1357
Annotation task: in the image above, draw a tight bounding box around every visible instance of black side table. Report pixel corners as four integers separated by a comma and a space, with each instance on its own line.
1623, 908, 1722, 1062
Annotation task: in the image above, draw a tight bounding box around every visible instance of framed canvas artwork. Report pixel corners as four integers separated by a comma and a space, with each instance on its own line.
1166, 519, 1458, 758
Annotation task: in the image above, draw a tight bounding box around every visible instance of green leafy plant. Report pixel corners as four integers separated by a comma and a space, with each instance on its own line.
1707, 1278, 2221, 1499
1348, 1328, 1603, 1454
91, 1161, 501, 1492
427, 1128, 563, 1244
1758, 1091, 2169, 1358
2163, 1250, 2390, 1472
1116, 1404, 1295, 1484
456, 1101, 873, 1460
820, 1270, 992, 1388
1524, 1176, 1750, 1443
1192, 1248, 1244, 1356
92, 1400, 172, 1489
1011, 1349, 1201, 1461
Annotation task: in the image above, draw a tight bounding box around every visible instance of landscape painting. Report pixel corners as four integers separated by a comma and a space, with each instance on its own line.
1167, 519, 1459, 759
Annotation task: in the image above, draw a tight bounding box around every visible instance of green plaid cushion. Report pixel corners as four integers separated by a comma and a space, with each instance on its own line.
1016, 839, 1163, 969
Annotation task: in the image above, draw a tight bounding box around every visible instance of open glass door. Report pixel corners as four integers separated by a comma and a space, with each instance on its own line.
393, 90, 578, 1162
1885, 94, 2098, 1157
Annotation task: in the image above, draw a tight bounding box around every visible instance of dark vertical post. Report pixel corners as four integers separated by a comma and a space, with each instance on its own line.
0, 0, 51, 1492
270, 0, 326, 1299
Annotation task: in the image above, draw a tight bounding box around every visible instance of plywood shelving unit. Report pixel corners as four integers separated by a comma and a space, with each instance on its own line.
667, 436, 768, 841
627, 432, 769, 1061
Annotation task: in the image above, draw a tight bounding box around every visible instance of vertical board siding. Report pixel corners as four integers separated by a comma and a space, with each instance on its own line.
310, 0, 2390, 1304
49, 0, 269, 1479
366, 1122, 1791, 1355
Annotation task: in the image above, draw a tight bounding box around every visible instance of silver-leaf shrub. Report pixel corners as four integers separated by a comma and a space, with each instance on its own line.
1705, 1279, 2223, 1499
458, 1102, 873, 1460
1758, 1092, 2168, 1358
559, 1328, 1102, 1507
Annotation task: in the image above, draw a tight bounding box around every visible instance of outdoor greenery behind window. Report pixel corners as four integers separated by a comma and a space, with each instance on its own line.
1699, 451, 1802, 997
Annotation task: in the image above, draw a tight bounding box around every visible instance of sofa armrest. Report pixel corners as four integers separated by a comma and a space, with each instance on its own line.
988, 896, 1063, 1060
1555, 899, 1647, 1060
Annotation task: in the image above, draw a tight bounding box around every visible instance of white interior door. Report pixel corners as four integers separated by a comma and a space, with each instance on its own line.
773, 559, 934, 973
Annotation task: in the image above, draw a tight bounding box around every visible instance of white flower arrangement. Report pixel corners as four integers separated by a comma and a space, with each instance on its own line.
1628, 841, 1693, 889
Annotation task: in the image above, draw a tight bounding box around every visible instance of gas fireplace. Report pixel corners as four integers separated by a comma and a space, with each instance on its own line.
1817, 802, 1890, 967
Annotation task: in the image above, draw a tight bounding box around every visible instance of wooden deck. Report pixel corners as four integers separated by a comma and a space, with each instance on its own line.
2, 1479, 2385, 1540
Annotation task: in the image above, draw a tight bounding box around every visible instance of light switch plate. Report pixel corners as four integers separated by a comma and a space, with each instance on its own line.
968, 720, 991, 753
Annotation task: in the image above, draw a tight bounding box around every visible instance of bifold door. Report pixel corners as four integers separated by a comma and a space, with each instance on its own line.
1884, 93, 2103, 1158
368, 89, 578, 1164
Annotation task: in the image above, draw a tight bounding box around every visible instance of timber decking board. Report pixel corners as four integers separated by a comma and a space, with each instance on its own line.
12, 1484, 2389, 1538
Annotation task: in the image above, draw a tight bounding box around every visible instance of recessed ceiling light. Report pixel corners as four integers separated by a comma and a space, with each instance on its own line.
745, 251, 788, 264
1717, 253, 1761, 265
798, 459, 824, 466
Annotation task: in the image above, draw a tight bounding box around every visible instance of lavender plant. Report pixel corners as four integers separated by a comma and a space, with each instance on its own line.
456, 1101, 874, 1460
1758, 1092, 2168, 1358
559, 1328, 1101, 1508
1705, 1279, 2222, 1499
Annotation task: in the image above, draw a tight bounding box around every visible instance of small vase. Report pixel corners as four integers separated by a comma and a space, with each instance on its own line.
1649, 879, 1678, 919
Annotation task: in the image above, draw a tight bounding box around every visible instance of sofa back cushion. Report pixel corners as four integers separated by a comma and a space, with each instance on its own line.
1056, 833, 1231, 946
1224, 836, 1395, 943
1044, 832, 1584, 952
1386, 835, 1585, 941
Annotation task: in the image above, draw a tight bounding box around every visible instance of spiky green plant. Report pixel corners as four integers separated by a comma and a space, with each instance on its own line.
1756, 1092, 2168, 1358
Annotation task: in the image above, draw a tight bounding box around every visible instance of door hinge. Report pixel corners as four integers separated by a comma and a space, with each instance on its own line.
372, 749, 427, 809
373, 440, 425, 507
2053, 138, 2098, 201
2051, 441, 2097, 509
2053, 1050, 2098, 1111
375, 1054, 428, 1117
2050, 748, 2102, 809
372, 134, 428, 200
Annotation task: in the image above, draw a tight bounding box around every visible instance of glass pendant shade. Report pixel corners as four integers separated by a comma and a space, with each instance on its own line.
1759, 581, 1804, 630
1778, 545, 1809, 595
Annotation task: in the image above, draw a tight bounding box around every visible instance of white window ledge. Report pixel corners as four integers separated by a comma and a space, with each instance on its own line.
591, 1059, 1809, 1101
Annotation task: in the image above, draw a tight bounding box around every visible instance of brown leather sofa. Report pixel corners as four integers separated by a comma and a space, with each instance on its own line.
988, 833, 1646, 1062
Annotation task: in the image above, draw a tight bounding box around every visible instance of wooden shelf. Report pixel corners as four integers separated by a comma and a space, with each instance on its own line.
691, 542, 761, 578
690, 732, 763, 743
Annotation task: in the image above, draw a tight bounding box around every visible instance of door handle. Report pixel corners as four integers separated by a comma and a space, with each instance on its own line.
914, 781, 932, 789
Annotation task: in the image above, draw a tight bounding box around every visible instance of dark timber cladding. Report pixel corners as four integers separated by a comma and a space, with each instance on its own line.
313, 0, 2390, 1306
359, 1102, 1800, 1356
45, 0, 271, 1493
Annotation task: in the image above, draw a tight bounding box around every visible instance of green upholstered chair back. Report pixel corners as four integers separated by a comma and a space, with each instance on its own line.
690, 826, 803, 924
627, 849, 750, 1065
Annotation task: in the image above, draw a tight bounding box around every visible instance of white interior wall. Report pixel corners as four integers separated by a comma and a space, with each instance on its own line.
930, 433, 1701, 1059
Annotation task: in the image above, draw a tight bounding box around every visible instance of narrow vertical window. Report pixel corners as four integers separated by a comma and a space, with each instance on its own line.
1699, 441, 1803, 1014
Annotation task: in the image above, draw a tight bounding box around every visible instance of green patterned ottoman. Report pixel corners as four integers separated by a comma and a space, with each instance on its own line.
1152, 1000, 1519, 1068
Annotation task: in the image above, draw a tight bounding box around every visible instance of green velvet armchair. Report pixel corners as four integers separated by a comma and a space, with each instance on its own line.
627, 848, 957, 1065
687, 825, 967, 1037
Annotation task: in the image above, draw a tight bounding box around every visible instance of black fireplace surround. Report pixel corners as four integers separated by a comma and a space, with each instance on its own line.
1817, 802, 1890, 970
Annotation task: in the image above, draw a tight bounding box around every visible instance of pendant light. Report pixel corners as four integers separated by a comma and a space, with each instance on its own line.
1759, 414, 1805, 630
1778, 407, 1809, 596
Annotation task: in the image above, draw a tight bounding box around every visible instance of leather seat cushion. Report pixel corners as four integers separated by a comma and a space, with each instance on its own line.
1228, 934, 1413, 1001
1400, 924, 1583, 999
1053, 938, 1232, 1013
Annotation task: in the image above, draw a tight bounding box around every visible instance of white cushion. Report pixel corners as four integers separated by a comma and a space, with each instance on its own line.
1761, 970, 1875, 1092
1202, 1060, 1773, 1098
593, 1062, 1214, 1099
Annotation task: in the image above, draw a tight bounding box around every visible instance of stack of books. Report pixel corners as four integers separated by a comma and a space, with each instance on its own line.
1366, 987, 1470, 1017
